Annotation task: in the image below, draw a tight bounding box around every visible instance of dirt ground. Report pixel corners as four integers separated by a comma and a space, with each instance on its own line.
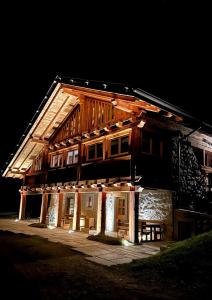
0, 230, 187, 300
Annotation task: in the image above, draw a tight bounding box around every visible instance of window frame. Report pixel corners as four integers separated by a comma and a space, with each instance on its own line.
87, 142, 103, 161
109, 134, 130, 157
66, 148, 79, 165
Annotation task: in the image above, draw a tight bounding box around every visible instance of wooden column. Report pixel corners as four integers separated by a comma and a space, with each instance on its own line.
57, 192, 64, 227
100, 192, 106, 235
72, 192, 78, 231
128, 191, 139, 243
96, 191, 105, 234
40, 192, 48, 224
19, 192, 26, 220
76, 192, 81, 230
130, 126, 141, 182
134, 192, 139, 244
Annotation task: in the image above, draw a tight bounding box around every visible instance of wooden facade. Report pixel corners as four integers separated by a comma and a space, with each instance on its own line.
3, 77, 212, 242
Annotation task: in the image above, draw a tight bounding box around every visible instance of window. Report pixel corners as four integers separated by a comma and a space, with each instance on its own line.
86, 195, 94, 208
206, 151, 212, 167
110, 135, 129, 156
141, 131, 161, 156
67, 149, 78, 165
118, 198, 126, 215
51, 153, 63, 168
88, 143, 103, 160
33, 154, 42, 172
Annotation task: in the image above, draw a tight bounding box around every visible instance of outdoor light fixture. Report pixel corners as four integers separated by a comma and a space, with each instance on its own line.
137, 120, 146, 128
115, 121, 123, 127
67, 138, 74, 144
93, 129, 100, 135
82, 133, 90, 139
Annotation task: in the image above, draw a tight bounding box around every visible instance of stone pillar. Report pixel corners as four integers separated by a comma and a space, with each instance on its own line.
57, 192, 64, 227
19, 192, 26, 220
128, 191, 139, 243
40, 192, 48, 224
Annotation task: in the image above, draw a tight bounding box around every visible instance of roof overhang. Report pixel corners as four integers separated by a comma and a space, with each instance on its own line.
3, 83, 79, 178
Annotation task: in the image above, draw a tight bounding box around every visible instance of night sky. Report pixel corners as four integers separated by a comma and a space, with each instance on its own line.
0, 2, 211, 185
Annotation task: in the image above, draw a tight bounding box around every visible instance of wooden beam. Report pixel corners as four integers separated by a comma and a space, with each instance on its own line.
30, 138, 49, 145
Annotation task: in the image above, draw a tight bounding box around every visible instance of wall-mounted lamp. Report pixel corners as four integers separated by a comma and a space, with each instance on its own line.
137, 120, 146, 128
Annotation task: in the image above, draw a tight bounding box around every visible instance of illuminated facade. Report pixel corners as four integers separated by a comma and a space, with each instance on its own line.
3, 77, 212, 242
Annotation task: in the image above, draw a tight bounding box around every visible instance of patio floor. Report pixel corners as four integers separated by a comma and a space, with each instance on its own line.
0, 218, 166, 266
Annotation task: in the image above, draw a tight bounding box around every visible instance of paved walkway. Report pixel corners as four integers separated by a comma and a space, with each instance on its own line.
0, 218, 165, 266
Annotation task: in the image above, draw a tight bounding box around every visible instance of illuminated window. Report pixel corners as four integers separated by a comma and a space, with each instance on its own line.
51, 153, 63, 168
67, 149, 78, 165
88, 143, 103, 160
110, 135, 129, 156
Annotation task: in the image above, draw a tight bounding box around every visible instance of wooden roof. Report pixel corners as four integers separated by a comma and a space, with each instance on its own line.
3, 76, 212, 179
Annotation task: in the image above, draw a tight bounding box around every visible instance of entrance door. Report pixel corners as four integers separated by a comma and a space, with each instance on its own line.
61, 193, 75, 229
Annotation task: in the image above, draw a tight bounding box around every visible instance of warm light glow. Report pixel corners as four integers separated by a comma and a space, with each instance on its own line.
137, 120, 146, 128
122, 239, 131, 246
127, 182, 132, 186
137, 187, 144, 192
47, 225, 56, 229
15, 218, 19, 222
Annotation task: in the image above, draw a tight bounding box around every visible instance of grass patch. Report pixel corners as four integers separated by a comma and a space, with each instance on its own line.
87, 234, 122, 245
117, 230, 212, 299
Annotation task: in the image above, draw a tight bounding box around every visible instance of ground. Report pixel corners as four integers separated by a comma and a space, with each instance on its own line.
1, 230, 206, 300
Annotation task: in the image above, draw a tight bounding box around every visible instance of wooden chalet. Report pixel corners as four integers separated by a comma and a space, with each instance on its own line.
3, 76, 212, 242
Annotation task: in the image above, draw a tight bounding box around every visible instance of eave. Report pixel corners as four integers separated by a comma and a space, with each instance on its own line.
3, 83, 79, 179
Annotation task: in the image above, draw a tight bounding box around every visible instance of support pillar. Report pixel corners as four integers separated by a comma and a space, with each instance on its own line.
40, 192, 48, 224
72, 192, 78, 231
128, 191, 139, 243
100, 192, 106, 235
76, 192, 81, 230
96, 191, 105, 234
57, 192, 64, 227
19, 192, 26, 220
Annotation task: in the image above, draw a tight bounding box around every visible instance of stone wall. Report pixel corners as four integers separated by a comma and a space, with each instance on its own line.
171, 136, 207, 211
139, 189, 173, 240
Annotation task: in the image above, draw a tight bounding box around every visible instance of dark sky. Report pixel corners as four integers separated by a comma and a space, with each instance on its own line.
0, 1, 211, 173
